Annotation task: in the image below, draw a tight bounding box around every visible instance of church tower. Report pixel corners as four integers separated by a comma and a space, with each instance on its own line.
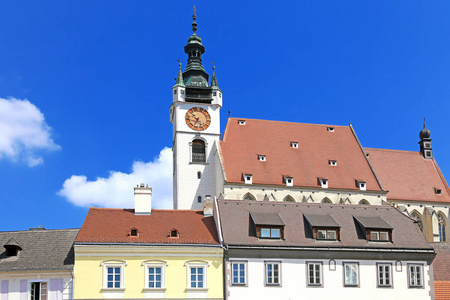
170, 8, 222, 210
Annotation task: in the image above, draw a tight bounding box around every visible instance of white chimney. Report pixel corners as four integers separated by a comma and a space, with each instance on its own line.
134, 183, 152, 215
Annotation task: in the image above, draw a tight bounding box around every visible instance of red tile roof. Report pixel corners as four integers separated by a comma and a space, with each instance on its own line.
220, 118, 382, 191
76, 208, 219, 245
435, 281, 450, 300
364, 148, 450, 203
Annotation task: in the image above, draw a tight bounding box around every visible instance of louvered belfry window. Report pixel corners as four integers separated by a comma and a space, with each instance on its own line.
192, 139, 206, 163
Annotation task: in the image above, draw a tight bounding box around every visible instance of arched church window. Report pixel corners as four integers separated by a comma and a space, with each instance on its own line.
410, 211, 423, 232
192, 139, 206, 163
243, 193, 256, 201
321, 198, 332, 204
283, 195, 295, 202
358, 200, 370, 205
438, 213, 446, 242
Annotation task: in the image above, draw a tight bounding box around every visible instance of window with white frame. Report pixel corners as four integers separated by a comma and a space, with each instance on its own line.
377, 263, 392, 287
185, 261, 208, 289
143, 261, 166, 289
30, 282, 47, 300
243, 174, 253, 184
408, 264, 423, 288
102, 261, 125, 289
307, 262, 322, 286
231, 261, 247, 285
265, 261, 281, 286
189, 266, 206, 288
343, 262, 359, 287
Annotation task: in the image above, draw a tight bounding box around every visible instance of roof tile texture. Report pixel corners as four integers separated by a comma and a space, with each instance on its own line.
365, 148, 450, 203
431, 243, 450, 281
220, 118, 381, 191
76, 208, 219, 245
218, 200, 431, 250
0, 229, 79, 271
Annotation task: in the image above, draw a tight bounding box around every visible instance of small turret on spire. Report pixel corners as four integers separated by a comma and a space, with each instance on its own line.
174, 61, 185, 87
211, 64, 219, 89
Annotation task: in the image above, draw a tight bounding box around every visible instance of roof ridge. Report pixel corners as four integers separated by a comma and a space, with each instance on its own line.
0, 228, 80, 233
227, 117, 349, 128
364, 147, 419, 154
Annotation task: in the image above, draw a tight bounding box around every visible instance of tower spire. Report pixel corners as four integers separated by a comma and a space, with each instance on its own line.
419, 118, 432, 159
192, 5, 197, 34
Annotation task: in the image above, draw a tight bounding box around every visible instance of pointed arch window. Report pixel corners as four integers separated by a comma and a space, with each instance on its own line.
192, 139, 206, 163
283, 195, 295, 202
358, 200, 370, 205
438, 214, 446, 242
321, 198, 332, 204
243, 193, 256, 201
410, 211, 423, 232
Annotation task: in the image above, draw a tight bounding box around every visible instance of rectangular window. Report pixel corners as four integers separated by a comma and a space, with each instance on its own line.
265, 262, 281, 286
369, 231, 390, 241
409, 264, 423, 287
377, 264, 392, 287
148, 267, 162, 288
190, 266, 205, 288
30, 282, 47, 300
344, 263, 359, 287
317, 229, 337, 240
307, 262, 322, 286
261, 228, 281, 238
107, 267, 121, 288
231, 261, 247, 285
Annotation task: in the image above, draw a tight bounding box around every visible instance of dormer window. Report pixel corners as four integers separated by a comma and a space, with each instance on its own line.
3, 238, 22, 257
243, 174, 253, 184
327, 127, 335, 132
130, 229, 138, 237
356, 180, 366, 191
329, 160, 337, 166
250, 212, 285, 239
304, 214, 340, 241
169, 229, 179, 238
238, 120, 246, 125
318, 178, 328, 188
258, 155, 266, 161
290, 142, 298, 148
284, 176, 293, 187
354, 216, 393, 242
435, 188, 442, 195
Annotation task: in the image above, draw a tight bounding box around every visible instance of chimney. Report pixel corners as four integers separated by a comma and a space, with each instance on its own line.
134, 183, 152, 215
203, 195, 213, 216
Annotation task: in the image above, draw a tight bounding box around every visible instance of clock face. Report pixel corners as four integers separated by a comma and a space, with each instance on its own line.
185, 107, 211, 131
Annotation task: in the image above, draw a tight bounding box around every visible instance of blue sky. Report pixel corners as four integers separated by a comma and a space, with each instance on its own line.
1, 1, 450, 231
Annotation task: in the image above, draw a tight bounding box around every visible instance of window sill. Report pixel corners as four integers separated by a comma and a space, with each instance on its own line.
142, 288, 167, 291
186, 288, 208, 291
101, 288, 125, 292
189, 162, 209, 165
307, 284, 323, 288
231, 283, 248, 287
264, 284, 281, 287
344, 285, 359, 288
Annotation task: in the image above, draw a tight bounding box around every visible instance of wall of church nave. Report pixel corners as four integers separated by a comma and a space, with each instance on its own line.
399, 203, 450, 243
222, 185, 386, 205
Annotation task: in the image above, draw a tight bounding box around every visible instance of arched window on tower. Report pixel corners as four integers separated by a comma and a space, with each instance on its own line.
438, 213, 447, 242
410, 211, 424, 232
192, 139, 206, 163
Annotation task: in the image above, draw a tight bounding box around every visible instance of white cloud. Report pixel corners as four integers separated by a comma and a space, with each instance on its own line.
0, 97, 60, 166
58, 147, 173, 209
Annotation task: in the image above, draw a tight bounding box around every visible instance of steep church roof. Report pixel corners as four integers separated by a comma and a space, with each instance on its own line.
364, 148, 450, 203
220, 118, 383, 192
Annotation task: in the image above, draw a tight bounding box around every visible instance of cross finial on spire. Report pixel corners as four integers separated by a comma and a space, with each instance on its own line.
423, 117, 426, 128
228, 109, 231, 117
192, 5, 197, 33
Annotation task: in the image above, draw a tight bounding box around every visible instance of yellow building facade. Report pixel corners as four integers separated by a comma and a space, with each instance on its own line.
74, 245, 223, 299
